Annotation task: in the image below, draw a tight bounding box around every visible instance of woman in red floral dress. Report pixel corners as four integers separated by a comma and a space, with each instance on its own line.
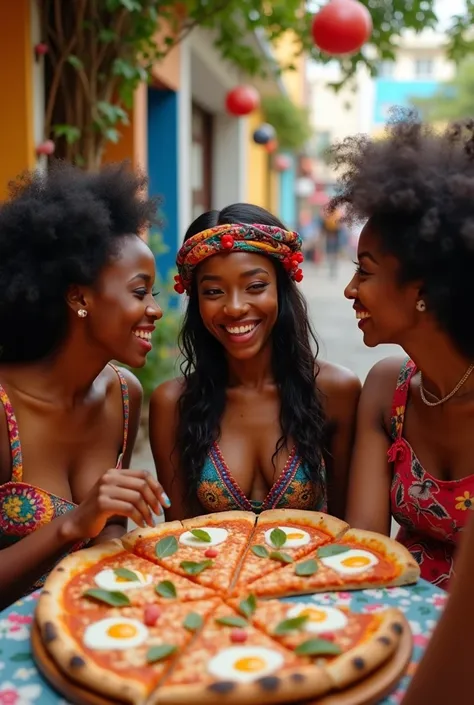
331, 112, 474, 590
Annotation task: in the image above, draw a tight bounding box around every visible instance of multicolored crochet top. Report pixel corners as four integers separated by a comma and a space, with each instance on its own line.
0, 364, 129, 591
197, 443, 327, 514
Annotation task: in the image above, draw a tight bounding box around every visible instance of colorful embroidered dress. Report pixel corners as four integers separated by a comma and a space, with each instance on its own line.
389, 358, 474, 590
197, 443, 327, 513
0, 364, 129, 591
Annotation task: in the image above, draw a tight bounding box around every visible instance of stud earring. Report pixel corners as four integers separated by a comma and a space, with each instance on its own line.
416, 300, 426, 313
77, 309, 88, 318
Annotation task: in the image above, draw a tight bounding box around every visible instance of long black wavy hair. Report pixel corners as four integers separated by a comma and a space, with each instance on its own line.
176, 203, 327, 500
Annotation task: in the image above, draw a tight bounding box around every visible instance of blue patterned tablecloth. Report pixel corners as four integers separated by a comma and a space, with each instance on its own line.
0, 580, 446, 705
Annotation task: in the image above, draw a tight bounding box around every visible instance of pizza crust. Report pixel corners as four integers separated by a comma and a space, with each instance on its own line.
37, 575, 148, 704
120, 520, 184, 551
323, 609, 408, 690
149, 663, 332, 705
340, 529, 421, 587
182, 511, 257, 529
256, 509, 349, 538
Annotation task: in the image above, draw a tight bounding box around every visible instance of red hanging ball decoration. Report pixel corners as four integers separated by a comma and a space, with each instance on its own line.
225, 85, 260, 117
36, 140, 55, 156
274, 154, 292, 172
311, 0, 372, 56
221, 234, 234, 250
265, 139, 278, 154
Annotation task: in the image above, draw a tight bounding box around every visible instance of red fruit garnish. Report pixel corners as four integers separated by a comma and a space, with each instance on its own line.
144, 604, 161, 627
221, 234, 234, 249
204, 548, 218, 558
230, 629, 248, 643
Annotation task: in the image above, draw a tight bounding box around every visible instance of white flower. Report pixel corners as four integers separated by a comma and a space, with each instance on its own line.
385, 587, 410, 599
362, 589, 384, 598
0, 620, 29, 641
0, 682, 42, 705
13, 668, 37, 681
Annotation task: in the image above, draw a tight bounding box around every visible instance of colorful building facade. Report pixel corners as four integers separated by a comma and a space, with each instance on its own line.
0, 2, 306, 275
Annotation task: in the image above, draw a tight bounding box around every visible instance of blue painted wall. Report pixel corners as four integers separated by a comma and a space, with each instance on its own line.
373, 79, 439, 126
147, 88, 179, 281
278, 156, 296, 229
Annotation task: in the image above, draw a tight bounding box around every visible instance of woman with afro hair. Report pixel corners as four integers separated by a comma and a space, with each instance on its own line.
0, 162, 169, 608
332, 111, 474, 590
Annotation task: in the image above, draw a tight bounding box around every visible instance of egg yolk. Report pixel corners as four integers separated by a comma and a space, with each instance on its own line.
115, 576, 132, 583
341, 556, 371, 568
300, 608, 328, 623
107, 623, 138, 639
234, 656, 267, 672
286, 532, 304, 540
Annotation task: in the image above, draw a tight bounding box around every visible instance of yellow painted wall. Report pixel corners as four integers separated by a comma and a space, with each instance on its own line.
273, 32, 306, 107
0, 0, 35, 199
246, 110, 276, 211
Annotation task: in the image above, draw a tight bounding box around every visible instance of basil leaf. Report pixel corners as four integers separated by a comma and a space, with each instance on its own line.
295, 638, 342, 656
269, 551, 294, 564
295, 559, 319, 577
156, 535, 178, 559
274, 615, 309, 635
317, 544, 351, 559
155, 580, 177, 598
239, 594, 257, 618
215, 616, 248, 628
180, 560, 213, 575
251, 544, 269, 558
83, 589, 130, 607
270, 527, 287, 548
113, 567, 139, 582
146, 644, 177, 663
190, 529, 212, 543
183, 612, 203, 631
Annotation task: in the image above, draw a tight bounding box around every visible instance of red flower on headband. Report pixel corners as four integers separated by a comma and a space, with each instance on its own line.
221, 234, 234, 250
294, 268, 304, 282
174, 274, 185, 294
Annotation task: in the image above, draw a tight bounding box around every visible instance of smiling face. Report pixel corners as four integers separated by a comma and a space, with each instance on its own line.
344, 222, 421, 348
196, 251, 279, 360
76, 235, 162, 367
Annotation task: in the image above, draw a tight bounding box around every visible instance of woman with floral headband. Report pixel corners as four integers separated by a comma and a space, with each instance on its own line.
149, 203, 361, 520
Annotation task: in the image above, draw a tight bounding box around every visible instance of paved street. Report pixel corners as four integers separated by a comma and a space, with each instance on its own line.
301, 259, 401, 381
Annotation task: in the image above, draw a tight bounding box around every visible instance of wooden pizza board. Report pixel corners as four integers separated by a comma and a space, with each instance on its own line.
32, 619, 412, 705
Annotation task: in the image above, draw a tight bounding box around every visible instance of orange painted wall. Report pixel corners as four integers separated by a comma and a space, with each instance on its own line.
103, 84, 148, 172
0, 0, 35, 199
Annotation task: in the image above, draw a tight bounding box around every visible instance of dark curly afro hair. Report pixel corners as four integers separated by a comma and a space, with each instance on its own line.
329, 109, 474, 359
0, 161, 157, 364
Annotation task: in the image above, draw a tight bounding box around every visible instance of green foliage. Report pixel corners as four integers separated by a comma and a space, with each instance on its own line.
413, 59, 474, 123
262, 95, 312, 152
41, 0, 474, 170
126, 232, 181, 400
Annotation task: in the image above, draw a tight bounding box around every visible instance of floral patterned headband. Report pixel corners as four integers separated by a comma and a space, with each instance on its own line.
174, 222, 304, 294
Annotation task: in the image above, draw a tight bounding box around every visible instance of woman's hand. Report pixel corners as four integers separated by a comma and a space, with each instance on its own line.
62, 469, 171, 540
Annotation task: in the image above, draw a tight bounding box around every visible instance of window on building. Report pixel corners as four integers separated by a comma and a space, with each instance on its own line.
415, 58, 434, 79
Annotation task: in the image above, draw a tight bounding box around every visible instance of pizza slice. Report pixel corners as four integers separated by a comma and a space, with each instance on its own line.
148, 600, 332, 705
232, 597, 406, 689
231, 509, 348, 595
36, 593, 219, 705
123, 511, 256, 595
248, 529, 420, 598
41, 541, 217, 617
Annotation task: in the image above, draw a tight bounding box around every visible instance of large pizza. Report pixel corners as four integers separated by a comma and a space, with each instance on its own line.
35, 509, 419, 705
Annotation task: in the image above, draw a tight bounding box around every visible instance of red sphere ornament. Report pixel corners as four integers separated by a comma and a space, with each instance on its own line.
221, 234, 234, 250
265, 139, 278, 154
274, 154, 292, 172
34, 42, 49, 60
36, 140, 55, 156
311, 0, 372, 56
225, 85, 260, 117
